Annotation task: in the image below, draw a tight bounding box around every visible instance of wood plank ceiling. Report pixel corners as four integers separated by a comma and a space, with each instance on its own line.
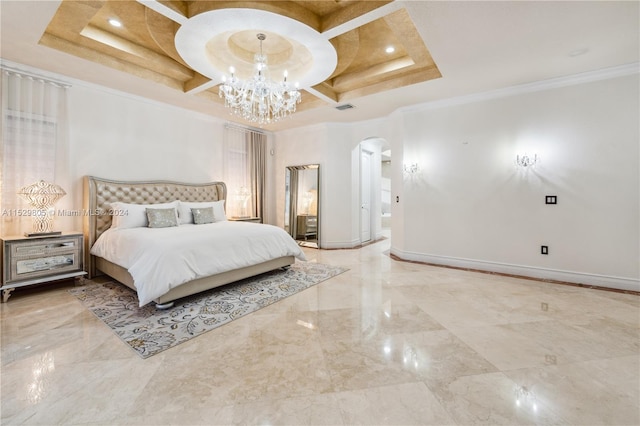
40, 0, 441, 118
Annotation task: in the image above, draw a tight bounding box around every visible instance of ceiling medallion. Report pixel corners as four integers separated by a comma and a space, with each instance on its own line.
219, 33, 301, 125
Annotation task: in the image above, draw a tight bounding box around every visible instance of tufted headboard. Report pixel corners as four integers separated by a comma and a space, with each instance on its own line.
83, 176, 226, 277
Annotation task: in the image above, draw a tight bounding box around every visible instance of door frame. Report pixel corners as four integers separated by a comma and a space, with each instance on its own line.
360, 147, 374, 244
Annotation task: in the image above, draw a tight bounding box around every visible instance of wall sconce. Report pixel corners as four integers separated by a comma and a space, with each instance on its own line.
17, 180, 66, 237
516, 153, 538, 168
403, 163, 420, 174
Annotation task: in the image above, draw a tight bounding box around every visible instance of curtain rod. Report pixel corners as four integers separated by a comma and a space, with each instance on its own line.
225, 122, 268, 135
1, 64, 72, 88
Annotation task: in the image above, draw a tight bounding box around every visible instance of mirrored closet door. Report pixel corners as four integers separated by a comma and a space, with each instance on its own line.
284, 164, 319, 248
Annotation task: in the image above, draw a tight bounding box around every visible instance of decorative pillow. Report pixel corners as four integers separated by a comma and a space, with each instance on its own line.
178, 200, 227, 224
146, 207, 179, 228
191, 207, 215, 225
110, 200, 178, 229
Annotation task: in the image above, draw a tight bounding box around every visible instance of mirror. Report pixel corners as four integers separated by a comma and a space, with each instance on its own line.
285, 164, 319, 248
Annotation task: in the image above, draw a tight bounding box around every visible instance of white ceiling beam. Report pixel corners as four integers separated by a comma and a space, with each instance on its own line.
305, 87, 339, 105
136, 0, 188, 25
185, 79, 219, 95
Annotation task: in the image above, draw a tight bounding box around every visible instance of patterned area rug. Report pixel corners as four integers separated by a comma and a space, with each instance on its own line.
69, 262, 347, 358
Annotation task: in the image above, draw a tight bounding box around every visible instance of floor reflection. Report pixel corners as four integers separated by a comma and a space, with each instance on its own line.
1, 236, 638, 425
27, 352, 55, 405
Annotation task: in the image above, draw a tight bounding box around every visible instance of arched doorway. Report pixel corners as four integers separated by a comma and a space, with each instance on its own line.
358, 137, 390, 244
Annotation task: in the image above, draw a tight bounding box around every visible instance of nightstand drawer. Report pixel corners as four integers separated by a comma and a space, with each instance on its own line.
12, 251, 81, 282
12, 237, 79, 258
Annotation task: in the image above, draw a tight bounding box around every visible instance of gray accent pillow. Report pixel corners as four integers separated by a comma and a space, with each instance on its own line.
146, 208, 178, 228
192, 207, 215, 225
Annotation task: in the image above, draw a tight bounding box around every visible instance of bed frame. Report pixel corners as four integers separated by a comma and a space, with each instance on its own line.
83, 176, 294, 307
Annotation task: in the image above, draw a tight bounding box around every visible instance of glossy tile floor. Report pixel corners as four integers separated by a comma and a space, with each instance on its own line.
1, 236, 639, 425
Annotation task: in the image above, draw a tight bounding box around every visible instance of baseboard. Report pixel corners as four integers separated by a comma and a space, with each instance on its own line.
321, 238, 363, 249
390, 248, 640, 293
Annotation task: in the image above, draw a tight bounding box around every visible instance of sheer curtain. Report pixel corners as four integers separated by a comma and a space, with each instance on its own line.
223, 125, 266, 219
1, 68, 70, 236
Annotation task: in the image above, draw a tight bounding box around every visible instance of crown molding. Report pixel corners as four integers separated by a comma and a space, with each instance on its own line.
4, 59, 638, 132
0, 59, 227, 124
400, 62, 640, 114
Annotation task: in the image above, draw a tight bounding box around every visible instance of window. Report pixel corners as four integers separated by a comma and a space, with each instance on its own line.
1, 69, 68, 235
223, 125, 266, 220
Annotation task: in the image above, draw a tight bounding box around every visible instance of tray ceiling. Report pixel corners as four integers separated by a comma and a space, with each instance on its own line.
40, 0, 441, 118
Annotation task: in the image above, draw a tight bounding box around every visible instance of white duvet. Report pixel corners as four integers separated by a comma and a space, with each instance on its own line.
90, 221, 306, 306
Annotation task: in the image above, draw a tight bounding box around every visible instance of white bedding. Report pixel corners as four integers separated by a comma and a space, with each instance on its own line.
90, 221, 306, 306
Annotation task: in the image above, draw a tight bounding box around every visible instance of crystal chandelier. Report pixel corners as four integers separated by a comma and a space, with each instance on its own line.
219, 33, 301, 125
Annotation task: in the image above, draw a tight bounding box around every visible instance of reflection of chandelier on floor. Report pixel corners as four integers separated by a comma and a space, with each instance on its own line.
219, 33, 301, 125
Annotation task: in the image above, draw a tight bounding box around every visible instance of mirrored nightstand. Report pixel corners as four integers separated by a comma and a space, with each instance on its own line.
228, 217, 262, 223
1, 232, 87, 302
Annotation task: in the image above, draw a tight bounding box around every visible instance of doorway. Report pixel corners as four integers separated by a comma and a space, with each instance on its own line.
381, 149, 391, 237
360, 148, 373, 243
358, 137, 390, 245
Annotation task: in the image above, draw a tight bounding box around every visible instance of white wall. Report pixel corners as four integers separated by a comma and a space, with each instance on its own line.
273, 124, 354, 247
394, 73, 639, 290
274, 72, 639, 290
274, 119, 398, 248
43, 65, 639, 290
57, 83, 228, 232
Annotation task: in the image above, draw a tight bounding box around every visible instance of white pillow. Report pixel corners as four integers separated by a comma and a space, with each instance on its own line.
211, 201, 227, 222
110, 201, 179, 229
178, 200, 226, 224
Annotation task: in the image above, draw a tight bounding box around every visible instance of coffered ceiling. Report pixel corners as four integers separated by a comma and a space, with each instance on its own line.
1, 1, 638, 131
39, 0, 441, 117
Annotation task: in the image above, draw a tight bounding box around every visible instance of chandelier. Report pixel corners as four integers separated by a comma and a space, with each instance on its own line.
219, 33, 301, 125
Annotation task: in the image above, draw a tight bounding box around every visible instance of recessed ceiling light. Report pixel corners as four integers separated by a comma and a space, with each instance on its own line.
108, 19, 122, 28
385, 46, 395, 54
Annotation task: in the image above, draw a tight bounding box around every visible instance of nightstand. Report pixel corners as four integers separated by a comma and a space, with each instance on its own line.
296, 215, 317, 240
229, 217, 262, 223
1, 232, 86, 302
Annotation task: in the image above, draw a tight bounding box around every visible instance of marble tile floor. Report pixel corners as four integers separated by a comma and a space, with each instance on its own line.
1, 238, 639, 425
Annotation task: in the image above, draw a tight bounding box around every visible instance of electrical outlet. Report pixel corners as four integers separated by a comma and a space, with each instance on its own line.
545, 195, 557, 204
541, 246, 549, 255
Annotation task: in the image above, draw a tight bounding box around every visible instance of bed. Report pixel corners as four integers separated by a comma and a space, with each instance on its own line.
83, 176, 305, 308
